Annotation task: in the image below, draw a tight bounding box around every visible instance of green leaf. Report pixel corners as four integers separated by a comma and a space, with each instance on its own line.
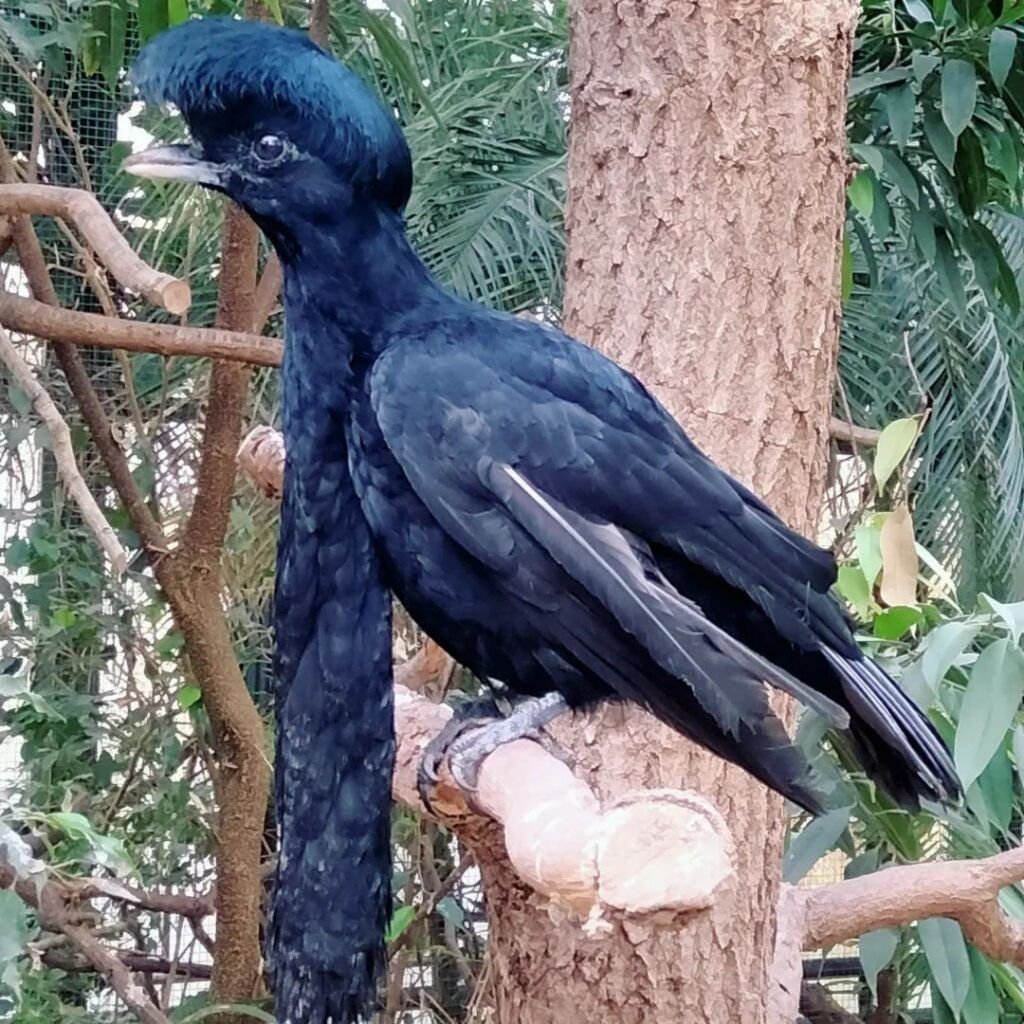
261, 0, 283, 23
990, 27, 1017, 89
963, 947, 1000, 1024
156, 632, 184, 656
856, 522, 884, 588
942, 59, 978, 138
1012, 724, 1024, 791
52, 607, 77, 630
136, 0, 168, 42
386, 904, 416, 943
953, 128, 988, 215
6, 383, 30, 418
167, 0, 189, 25
860, 927, 899, 1002
968, 740, 1013, 830
178, 685, 202, 709
849, 214, 879, 284
848, 170, 875, 218
932, 985, 958, 1024
841, 232, 853, 302
869, 176, 893, 238
850, 67, 913, 98
782, 806, 851, 883
919, 917, 971, 1019
874, 605, 925, 639
934, 230, 969, 317
357, 8, 442, 127
0, 891, 28, 962
954, 638, 1024, 790
882, 149, 920, 207
436, 896, 465, 927
914, 52, 942, 83
44, 812, 134, 876
925, 108, 958, 169
851, 143, 885, 175
103, 0, 127, 90
837, 565, 872, 617
921, 621, 981, 688
912, 209, 938, 263
905, 0, 934, 22
46, 811, 95, 840
981, 593, 1024, 642
886, 85, 917, 149
969, 219, 1020, 312
5, 537, 31, 570
992, 123, 1020, 187
874, 417, 919, 491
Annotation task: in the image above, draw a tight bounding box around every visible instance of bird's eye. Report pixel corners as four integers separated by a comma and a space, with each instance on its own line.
253, 134, 288, 164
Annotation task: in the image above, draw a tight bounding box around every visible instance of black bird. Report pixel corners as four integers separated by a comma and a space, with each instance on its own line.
127, 18, 961, 1024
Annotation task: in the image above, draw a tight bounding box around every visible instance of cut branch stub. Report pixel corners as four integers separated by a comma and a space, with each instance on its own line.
393, 685, 736, 921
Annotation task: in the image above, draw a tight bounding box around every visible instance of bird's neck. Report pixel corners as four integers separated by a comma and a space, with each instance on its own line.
275, 201, 441, 398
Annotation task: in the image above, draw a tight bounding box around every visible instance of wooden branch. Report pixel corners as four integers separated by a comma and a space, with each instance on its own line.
41, 949, 213, 981
238, 425, 735, 919
252, 254, 282, 333
799, 981, 864, 1024
395, 635, 454, 692
0, 184, 190, 315
0, 292, 281, 366
0, 324, 129, 573
309, 0, 331, 46
796, 845, 1024, 963
60, 922, 174, 1024
181, 201, 257, 555
772, 846, 1024, 1022
829, 415, 881, 448
0, 859, 175, 1024
0, 141, 169, 554
74, 876, 213, 918
392, 683, 735, 918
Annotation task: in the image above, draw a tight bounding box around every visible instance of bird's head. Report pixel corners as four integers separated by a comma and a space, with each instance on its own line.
124, 18, 412, 250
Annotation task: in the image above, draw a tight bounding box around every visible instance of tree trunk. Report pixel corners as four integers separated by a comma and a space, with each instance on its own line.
480, 2, 859, 1021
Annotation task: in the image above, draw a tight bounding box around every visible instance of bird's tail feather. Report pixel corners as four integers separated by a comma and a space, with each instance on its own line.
269, 607, 395, 1024
821, 647, 961, 809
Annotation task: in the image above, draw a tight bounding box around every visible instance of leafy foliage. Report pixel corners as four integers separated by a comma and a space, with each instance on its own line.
843, 0, 1024, 598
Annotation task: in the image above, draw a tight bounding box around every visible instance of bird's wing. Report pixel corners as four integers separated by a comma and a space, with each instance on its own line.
367, 327, 849, 737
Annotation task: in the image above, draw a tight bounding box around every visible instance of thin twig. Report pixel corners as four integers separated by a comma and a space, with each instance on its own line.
0, 324, 129, 573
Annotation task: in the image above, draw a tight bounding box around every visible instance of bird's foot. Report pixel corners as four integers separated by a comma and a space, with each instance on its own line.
417, 692, 569, 813
417, 697, 502, 812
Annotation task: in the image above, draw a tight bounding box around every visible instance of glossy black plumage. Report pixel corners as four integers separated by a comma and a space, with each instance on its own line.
130, 18, 961, 1024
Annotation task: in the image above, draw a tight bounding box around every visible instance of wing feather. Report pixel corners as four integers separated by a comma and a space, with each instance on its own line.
486, 463, 849, 734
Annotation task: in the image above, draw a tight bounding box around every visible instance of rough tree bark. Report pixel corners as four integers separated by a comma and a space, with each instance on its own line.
478, 2, 860, 1021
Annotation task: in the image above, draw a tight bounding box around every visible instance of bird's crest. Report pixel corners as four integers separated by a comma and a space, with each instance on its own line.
131, 18, 412, 208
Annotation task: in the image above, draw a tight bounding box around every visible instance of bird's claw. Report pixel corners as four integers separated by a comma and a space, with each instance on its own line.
416, 715, 493, 814
416, 692, 570, 814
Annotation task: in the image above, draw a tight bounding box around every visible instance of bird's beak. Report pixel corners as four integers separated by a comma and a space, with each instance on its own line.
122, 144, 223, 186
